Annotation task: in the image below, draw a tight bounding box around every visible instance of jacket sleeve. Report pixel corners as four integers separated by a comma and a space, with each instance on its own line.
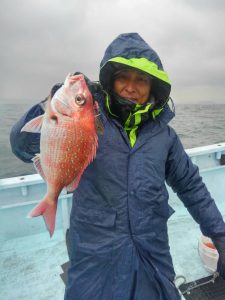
10, 101, 45, 163
10, 83, 63, 163
165, 127, 225, 238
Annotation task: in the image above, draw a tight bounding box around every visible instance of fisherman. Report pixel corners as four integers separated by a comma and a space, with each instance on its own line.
10, 33, 225, 300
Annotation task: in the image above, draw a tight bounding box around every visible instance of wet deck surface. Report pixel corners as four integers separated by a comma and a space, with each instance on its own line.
1, 208, 225, 299
0, 230, 68, 300
0, 219, 209, 300
169, 216, 209, 282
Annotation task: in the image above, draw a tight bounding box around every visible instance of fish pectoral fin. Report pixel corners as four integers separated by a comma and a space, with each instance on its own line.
32, 154, 46, 181
21, 115, 43, 133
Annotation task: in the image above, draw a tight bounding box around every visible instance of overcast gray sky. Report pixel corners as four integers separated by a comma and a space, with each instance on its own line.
1, 0, 225, 104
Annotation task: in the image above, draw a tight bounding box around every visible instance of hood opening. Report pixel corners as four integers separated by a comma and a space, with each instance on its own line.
99, 33, 172, 109
100, 61, 171, 109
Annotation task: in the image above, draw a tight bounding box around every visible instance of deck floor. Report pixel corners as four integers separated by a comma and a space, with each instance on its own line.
0, 215, 219, 300
169, 216, 209, 283
0, 230, 68, 300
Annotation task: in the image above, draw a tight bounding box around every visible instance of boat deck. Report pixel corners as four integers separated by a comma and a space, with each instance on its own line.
0, 230, 68, 300
1, 212, 222, 300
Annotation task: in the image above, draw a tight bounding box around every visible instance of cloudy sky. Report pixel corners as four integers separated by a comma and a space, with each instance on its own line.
1, 0, 225, 104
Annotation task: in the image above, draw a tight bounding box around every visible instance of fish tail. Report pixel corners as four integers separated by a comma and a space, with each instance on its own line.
27, 196, 57, 237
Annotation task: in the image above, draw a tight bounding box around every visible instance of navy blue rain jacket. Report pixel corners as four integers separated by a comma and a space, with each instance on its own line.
10, 33, 225, 300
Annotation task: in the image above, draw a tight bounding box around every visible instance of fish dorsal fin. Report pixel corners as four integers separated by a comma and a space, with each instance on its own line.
21, 115, 44, 133
32, 154, 46, 181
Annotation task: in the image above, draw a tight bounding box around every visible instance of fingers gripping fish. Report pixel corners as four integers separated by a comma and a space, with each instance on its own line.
21, 74, 100, 237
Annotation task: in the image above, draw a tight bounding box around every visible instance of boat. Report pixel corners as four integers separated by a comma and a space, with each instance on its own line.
1, 142, 225, 299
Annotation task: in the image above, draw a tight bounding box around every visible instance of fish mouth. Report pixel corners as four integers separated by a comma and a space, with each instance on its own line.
54, 96, 71, 109
51, 95, 74, 118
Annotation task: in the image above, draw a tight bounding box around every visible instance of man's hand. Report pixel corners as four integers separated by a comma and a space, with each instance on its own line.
212, 235, 225, 279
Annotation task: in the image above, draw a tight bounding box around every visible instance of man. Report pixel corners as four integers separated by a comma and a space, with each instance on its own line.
10, 33, 225, 300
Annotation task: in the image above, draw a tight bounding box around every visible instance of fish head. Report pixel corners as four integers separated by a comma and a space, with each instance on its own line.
50, 74, 94, 119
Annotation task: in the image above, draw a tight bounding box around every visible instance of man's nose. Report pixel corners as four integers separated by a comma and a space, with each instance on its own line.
125, 80, 136, 93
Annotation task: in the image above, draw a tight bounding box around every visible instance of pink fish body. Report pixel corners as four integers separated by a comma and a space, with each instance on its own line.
21, 74, 99, 236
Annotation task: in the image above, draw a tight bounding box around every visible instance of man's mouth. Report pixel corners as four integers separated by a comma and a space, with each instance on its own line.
122, 95, 138, 102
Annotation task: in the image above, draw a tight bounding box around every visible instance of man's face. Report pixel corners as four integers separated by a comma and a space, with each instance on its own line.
113, 69, 152, 104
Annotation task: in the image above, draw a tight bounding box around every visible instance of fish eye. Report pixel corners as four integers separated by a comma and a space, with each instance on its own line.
75, 95, 86, 106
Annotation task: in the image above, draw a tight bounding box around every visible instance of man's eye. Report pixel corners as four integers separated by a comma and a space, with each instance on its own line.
117, 75, 127, 81
137, 77, 148, 83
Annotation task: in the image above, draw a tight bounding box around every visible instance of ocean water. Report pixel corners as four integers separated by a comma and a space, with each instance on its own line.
0, 102, 225, 179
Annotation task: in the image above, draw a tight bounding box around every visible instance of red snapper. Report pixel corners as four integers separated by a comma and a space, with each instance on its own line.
21, 74, 100, 236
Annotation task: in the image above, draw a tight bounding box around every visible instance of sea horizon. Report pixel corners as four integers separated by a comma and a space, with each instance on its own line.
0, 102, 225, 179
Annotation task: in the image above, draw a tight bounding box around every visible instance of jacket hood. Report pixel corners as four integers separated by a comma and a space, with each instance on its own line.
99, 33, 171, 109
